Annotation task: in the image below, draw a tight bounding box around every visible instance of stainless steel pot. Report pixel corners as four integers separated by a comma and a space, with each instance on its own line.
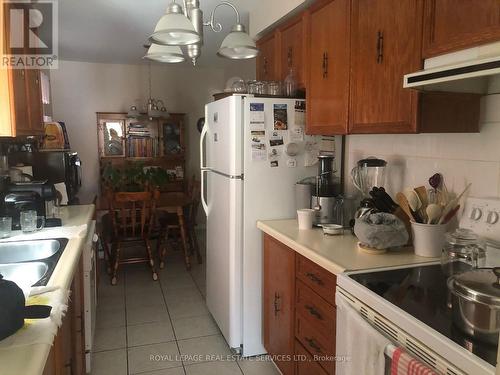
447, 267, 500, 344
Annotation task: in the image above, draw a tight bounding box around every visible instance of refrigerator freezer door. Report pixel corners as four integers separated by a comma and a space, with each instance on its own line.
204, 95, 244, 176
241, 98, 317, 357
206, 170, 243, 351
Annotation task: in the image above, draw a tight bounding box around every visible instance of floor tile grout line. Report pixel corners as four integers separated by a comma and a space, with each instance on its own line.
157, 261, 188, 375
124, 267, 130, 375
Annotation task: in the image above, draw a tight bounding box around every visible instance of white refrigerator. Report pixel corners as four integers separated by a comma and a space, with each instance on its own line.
200, 94, 319, 357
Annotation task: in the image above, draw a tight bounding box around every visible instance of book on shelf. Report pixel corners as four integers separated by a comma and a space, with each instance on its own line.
126, 136, 160, 157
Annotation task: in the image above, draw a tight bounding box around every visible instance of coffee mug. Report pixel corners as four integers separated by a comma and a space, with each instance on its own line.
20, 210, 45, 233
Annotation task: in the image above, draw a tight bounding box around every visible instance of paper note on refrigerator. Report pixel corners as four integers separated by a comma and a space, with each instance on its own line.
290, 100, 305, 141
273, 104, 288, 130
251, 130, 266, 161
249, 103, 265, 131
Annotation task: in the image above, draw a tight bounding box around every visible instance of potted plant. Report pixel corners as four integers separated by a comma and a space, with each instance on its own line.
102, 162, 169, 192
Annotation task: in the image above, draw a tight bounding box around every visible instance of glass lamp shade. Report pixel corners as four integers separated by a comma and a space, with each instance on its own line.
149, 2, 201, 46
144, 44, 185, 63
217, 24, 259, 60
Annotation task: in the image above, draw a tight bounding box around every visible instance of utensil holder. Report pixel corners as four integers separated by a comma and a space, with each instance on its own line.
411, 221, 446, 257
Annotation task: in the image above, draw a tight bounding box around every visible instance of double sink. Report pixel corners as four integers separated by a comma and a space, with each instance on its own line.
0, 238, 69, 287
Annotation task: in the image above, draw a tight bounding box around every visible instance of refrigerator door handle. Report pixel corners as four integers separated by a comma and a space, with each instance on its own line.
200, 122, 208, 170
201, 169, 209, 216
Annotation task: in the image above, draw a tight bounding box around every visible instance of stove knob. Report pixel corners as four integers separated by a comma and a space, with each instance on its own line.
487, 211, 499, 225
469, 207, 483, 221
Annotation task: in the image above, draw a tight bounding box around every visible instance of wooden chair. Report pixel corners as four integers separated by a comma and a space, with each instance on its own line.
157, 176, 203, 269
107, 190, 159, 285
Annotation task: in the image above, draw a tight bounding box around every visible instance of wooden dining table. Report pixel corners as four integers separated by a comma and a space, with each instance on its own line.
96, 191, 195, 270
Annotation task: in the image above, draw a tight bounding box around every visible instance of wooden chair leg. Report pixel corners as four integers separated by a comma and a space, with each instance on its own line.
177, 209, 191, 270
159, 227, 170, 269
111, 242, 121, 285
145, 239, 158, 281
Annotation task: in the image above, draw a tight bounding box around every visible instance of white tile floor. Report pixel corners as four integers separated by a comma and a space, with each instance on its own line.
92, 235, 280, 375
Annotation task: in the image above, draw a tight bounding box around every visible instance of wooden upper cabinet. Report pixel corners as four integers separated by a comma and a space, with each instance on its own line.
263, 235, 295, 375
349, 0, 423, 134
306, 0, 350, 135
1, 0, 45, 136
278, 15, 305, 88
256, 33, 278, 81
423, 0, 500, 58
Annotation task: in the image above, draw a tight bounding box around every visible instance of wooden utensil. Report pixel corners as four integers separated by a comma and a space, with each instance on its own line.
426, 204, 442, 224
443, 204, 460, 224
414, 186, 428, 221
403, 188, 423, 222
396, 192, 416, 222
438, 183, 471, 224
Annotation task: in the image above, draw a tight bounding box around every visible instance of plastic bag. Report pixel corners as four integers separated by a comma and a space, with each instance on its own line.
354, 212, 409, 250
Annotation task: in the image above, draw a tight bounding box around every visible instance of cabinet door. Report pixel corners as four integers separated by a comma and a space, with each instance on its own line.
349, 0, 423, 134
306, 0, 350, 135
263, 235, 295, 375
256, 33, 278, 81
279, 15, 305, 88
423, 0, 500, 58
25, 69, 44, 134
11, 69, 30, 133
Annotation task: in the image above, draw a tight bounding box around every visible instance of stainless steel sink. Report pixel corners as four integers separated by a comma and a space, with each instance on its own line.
0, 238, 68, 287
0, 239, 61, 263
0, 262, 49, 288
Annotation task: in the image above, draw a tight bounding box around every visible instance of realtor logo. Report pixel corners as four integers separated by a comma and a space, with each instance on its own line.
2, 0, 58, 69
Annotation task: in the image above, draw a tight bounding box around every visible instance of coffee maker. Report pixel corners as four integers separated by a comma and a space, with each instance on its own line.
1, 181, 61, 229
311, 155, 342, 226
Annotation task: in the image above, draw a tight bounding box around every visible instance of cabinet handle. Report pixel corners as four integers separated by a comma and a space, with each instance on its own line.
274, 292, 281, 316
305, 304, 323, 320
287, 47, 293, 68
263, 57, 268, 77
305, 272, 324, 286
376, 30, 384, 64
322, 52, 329, 78
305, 337, 322, 353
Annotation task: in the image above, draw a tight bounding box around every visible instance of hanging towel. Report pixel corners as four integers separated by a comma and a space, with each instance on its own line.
391, 347, 438, 375
336, 293, 391, 375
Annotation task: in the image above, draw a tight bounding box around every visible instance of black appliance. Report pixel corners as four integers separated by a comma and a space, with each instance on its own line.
9, 151, 81, 204
0, 274, 52, 340
2, 181, 61, 229
350, 263, 498, 366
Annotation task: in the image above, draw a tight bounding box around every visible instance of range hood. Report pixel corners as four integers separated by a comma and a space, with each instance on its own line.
404, 42, 500, 94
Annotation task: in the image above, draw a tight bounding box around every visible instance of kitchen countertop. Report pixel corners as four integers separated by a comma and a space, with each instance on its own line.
0, 204, 95, 375
257, 219, 439, 275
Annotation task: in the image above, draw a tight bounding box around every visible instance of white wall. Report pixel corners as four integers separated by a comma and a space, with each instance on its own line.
345, 94, 500, 200
50, 60, 229, 204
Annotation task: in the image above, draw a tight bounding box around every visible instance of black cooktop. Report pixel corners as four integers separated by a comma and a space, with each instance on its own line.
350, 263, 498, 366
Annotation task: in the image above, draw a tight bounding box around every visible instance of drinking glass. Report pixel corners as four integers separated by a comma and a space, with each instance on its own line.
20, 210, 45, 233
0, 217, 12, 238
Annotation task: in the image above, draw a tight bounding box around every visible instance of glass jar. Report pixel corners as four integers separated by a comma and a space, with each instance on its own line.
231, 79, 247, 93
441, 228, 486, 276
248, 80, 265, 95
266, 81, 282, 96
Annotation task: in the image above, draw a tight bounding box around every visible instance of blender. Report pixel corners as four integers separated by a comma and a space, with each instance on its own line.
350, 157, 387, 218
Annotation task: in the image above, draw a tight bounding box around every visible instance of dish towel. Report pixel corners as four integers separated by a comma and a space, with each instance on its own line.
0, 287, 69, 349
336, 293, 391, 375
391, 347, 438, 375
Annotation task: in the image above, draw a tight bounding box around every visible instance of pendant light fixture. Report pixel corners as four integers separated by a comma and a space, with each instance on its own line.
147, 0, 258, 66
127, 63, 168, 120
149, 1, 201, 46
144, 43, 185, 63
